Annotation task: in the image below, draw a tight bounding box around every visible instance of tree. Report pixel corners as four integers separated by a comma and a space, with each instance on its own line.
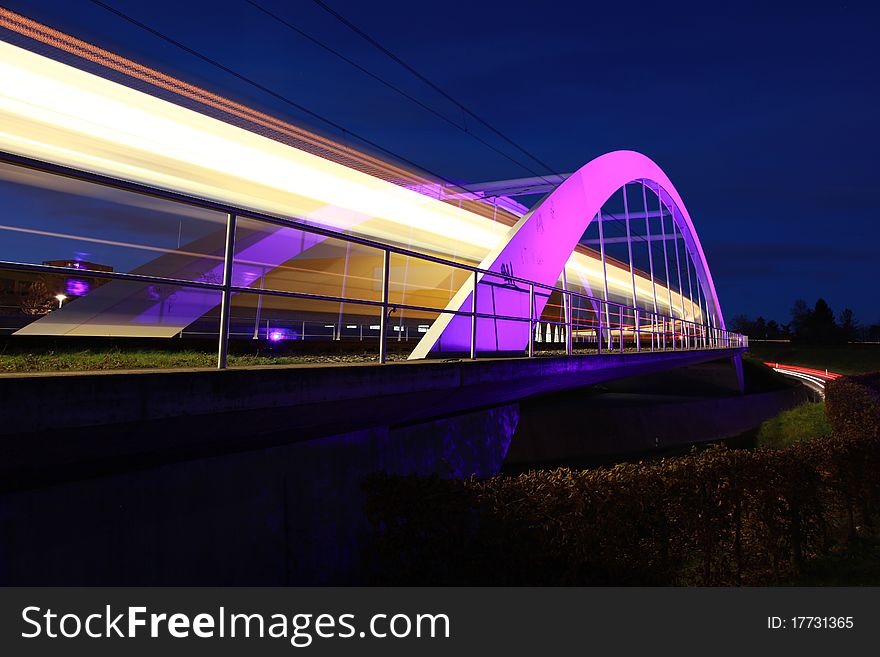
765, 319, 788, 340
753, 316, 768, 338
790, 299, 810, 337
838, 308, 858, 342
730, 314, 753, 335
731, 315, 763, 338
730, 315, 788, 340
20, 280, 54, 315
793, 298, 838, 344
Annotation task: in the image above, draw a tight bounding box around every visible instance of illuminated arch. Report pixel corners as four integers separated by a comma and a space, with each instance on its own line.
409, 150, 725, 359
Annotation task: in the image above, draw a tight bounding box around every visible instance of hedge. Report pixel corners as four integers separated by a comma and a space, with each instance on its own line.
362, 374, 880, 586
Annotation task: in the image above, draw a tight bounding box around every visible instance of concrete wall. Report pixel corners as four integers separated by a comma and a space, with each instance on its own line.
0, 349, 744, 492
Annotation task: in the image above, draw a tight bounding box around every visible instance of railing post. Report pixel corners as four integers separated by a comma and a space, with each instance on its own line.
217, 212, 236, 369
597, 301, 603, 355
470, 270, 478, 360
565, 291, 573, 356
379, 249, 390, 364
651, 313, 656, 352
635, 308, 641, 352
528, 283, 535, 358
619, 305, 624, 354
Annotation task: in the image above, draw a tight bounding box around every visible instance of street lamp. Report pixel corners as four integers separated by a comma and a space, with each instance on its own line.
55, 294, 67, 308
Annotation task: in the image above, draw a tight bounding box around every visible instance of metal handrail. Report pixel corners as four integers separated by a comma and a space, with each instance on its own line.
0, 151, 747, 367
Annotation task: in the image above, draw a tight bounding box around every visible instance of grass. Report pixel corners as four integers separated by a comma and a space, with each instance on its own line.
755, 401, 831, 448
748, 342, 880, 375
0, 348, 386, 373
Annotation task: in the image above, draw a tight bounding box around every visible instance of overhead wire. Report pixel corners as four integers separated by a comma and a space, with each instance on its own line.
309, 0, 562, 185
87, 0, 489, 196
245, 0, 558, 182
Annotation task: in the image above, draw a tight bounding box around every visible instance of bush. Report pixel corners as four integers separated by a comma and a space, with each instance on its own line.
363, 376, 880, 585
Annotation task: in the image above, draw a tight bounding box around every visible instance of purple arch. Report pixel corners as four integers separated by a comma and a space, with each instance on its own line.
409, 150, 725, 359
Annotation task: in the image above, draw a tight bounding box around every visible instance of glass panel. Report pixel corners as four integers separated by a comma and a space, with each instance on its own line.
0, 162, 228, 283
0, 264, 222, 371
232, 216, 384, 303
387, 251, 469, 312
570, 294, 601, 354
228, 292, 389, 363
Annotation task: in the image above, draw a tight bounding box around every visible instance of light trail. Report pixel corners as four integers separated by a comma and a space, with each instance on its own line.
764, 362, 842, 398
0, 31, 694, 316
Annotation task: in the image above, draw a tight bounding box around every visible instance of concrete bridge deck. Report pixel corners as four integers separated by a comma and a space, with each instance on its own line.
0, 347, 745, 492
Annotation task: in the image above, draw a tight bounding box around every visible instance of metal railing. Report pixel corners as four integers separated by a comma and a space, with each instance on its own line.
0, 151, 747, 368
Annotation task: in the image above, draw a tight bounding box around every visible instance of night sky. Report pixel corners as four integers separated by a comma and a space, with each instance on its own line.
7, 0, 879, 325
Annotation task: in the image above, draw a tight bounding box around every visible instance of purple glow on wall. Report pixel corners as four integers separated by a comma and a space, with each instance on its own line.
65, 278, 89, 296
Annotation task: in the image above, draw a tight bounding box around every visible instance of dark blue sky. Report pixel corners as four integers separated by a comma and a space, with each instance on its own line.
8, 0, 879, 325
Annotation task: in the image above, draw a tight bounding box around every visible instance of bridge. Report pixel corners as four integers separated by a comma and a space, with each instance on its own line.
0, 8, 766, 586
0, 7, 743, 371
0, 2, 754, 490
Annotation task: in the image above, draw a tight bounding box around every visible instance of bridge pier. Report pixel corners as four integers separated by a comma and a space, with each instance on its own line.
731, 352, 745, 395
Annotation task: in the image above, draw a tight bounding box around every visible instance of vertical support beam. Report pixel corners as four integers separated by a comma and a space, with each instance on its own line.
699, 284, 708, 348
696, 281, 705, 347
731, 353, 745, 394
597, 208, 612, 350
251, 265, 265, 340
642, 182, 659, 317
685, 251, 696, 335
635, 308, 641, 352
217, 212, 236, 369
379, 249, 390, 363
562, 267, 572, 356
623, 184, 638, 310
658, 192, 673, 320
470, 270, 478, 360
672, 222, 685, 319
641, 182, 658, 351
528, 283, 535, 358
672, 219, 685, 348
337, 241, 351, 341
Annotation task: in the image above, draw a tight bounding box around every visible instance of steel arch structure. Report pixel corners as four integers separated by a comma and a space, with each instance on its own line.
410, 150, 724, 358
